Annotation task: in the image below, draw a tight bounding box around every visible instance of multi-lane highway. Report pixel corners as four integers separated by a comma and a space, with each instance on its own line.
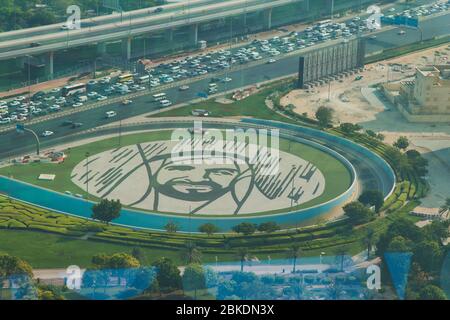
0, 0, 304, 60
0, 8, 449, 160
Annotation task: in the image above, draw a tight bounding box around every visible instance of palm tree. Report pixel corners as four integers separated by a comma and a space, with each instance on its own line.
439, 197, 450, 214
181, 241, 202, 265
235, 248, 250, 272
287, 243, 302, 273
363, 228, 375, 259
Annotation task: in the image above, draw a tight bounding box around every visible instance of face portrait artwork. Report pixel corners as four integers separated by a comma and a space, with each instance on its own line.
71, 138, 326, 216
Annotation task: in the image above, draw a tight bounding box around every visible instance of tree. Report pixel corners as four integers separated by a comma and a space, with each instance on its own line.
198, 223, 219, 236
180, 241, 202, 265
418, 285, 447, 300
152, 257, 182, 293
413, 240, 442, 273
287, 244, 302, 273
339, 123, 362, 135
363, 228, 375, 259
182, 264, 206, 299
91, 198, 121, 224
0, 254, 33, 295
343, 201, 374, 225
165, 221, 179, 233
235, 248, 250, 272
232, 222, 257, 235
315, 106, 334, 127
387, 236, 413, 252
358, 190, 384, 213
91, 252, 140, 286
406, 149, 428, 177
393, 136, 409, 150
439, 197, 450, 214
257, 222, 279, 233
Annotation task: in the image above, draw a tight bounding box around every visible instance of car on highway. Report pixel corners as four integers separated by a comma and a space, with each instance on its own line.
122, 99, 133, 105
72, 102, 83, 108
97, 95, 107, 101
398, 30, 406, 35
222, 77, 232, 83
49, 105, 61, 112
160, 100, 172, 107
62, 120, 74, 126
41, 130, 54, 137
179, 85, 190, 91
71, 122, 83, 129
191, 109, 210, 117
105, 111, 116, 118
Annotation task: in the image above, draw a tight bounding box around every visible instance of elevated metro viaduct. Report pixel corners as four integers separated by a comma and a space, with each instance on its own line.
0, 0, 379, 80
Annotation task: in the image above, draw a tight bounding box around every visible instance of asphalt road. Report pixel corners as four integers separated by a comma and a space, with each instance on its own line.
0, 11, 449, 160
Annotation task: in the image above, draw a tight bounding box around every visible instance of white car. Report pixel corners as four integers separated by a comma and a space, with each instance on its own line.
9, 101, 20, 107
222, 77, 232, 83
49, 105, 61, 112
0, 118, 11, 124
41, 130, 54, 137
135, 86, 146, 91
87, 91, 98, 98
50, 88, 61, 93
105, 111, 116, 118
72, 102, 83, 108
267, 59, 277, 64
97, 95, 107, 101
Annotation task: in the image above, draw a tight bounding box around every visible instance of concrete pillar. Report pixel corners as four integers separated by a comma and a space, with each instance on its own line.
264, 8, 272, 30
97, 42, 107, 56
121, 37, 132, 60
165, 28, 174, 43
189, 24, 198, 46
44, 51, 54, 78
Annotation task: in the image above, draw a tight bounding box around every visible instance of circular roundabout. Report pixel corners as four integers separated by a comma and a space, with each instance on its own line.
0, 119, 395, 232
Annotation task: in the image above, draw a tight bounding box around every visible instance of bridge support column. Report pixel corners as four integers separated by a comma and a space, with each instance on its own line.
97, 42, 107, 56
165, 28, 174, 43
44, 51, 54, 78
263, 8, 272, 30
121, 37, 132, 60
189, 24, 198, 46
303, 0, 310, 11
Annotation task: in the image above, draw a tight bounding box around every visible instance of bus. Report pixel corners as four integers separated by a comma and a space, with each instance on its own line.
137, 75, 150, 84
118, 73, 133, 83
152, 93, 166, 101
61, 83, 86, 97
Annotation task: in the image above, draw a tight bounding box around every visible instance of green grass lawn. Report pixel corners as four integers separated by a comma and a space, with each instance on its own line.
149, 88, 297, 124
0, 229, 234, 269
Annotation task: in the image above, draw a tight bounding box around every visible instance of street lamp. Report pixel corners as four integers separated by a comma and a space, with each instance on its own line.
290, 165, 296, 208
85, 151, 90, 199
319, 251, 326, 265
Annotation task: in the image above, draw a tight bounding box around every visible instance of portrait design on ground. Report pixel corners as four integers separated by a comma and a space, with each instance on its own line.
71, 137, 326, 215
